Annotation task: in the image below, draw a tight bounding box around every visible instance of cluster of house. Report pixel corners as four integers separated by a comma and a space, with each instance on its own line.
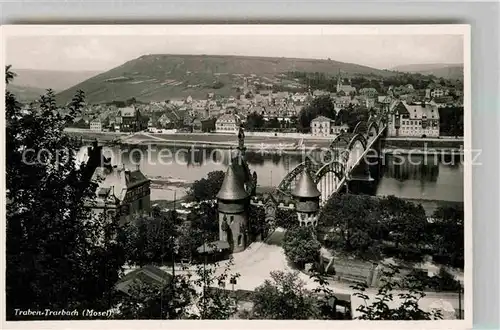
73, 73, 459, 138
310, 95, 441, 138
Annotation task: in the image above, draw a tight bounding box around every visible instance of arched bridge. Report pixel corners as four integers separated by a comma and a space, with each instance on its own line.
276, 115, 387, 205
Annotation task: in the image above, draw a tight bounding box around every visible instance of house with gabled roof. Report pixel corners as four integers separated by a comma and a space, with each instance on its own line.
388, 101, 440, 137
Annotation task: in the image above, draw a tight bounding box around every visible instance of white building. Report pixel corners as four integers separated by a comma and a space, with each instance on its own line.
310, 115, 335, 137
388, 101, 440, 137
331, 124, 350, 135
90, 118, 102, 132
430, 88, 447, 98
216, 113, 240, 133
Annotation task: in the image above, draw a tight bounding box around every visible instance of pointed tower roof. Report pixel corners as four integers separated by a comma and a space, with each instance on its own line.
216, 164, 249, 201
291, 167, 321, 198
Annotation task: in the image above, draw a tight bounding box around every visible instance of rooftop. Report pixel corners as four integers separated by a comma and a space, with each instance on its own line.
402, 102, 440, 120
311, 115, 334, 122
119, 106, 136, 117
292, 167, 321, 198
115, 265, 172, 296
216, 164, 249, 201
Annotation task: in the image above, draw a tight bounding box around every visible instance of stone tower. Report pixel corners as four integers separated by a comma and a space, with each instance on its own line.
291, 167, 321, 227
216, 164, 250, 253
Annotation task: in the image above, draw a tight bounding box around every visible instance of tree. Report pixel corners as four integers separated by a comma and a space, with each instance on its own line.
351, 264, 443, 320
429, 205, 464, 268
248, 205, 268, 241
379, 195, 429, 262
344, 104, 370, 130
6, 68, 125, 319
275, 208, 298, 229
114, 273, 197, 319
439, 107, 464, 137
282, 226, 321, 268
245, 112, 265, 131
194, 257, 240, 319
187, 170, 225, 201
180, 201, 220, 259
319, 193, 384, 260
297, 95, 336, 131
121, 208, 181, 267
5, 64, 16, 84
246, 271, 319, 319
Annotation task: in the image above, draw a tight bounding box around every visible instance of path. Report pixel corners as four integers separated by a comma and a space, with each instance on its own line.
124, 228, 463, 318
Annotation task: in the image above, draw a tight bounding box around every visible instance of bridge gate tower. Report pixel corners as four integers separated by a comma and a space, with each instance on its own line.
291, 167, 321, 227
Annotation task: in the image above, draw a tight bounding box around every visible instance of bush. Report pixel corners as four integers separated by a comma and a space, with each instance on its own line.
430, 268, 461, 292
282, 226, 321, 269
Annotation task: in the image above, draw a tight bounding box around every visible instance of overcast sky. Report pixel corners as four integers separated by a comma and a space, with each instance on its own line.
6, 34, 464, 72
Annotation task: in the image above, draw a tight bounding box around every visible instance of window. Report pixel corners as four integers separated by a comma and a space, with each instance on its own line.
237, 235, 243, 246
230, 215, 234, 223
138, 198, 143, 211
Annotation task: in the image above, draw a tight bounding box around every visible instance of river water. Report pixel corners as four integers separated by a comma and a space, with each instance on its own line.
82, 145, 464, 213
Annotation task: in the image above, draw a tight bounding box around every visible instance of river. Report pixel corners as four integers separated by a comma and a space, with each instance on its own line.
82, 145, 464, 214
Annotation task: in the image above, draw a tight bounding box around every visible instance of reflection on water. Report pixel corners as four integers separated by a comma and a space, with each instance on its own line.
376, 154, 463, 202
88, 146, 463, 203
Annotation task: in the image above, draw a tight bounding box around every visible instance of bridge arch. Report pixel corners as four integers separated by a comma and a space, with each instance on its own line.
315, 161, 346, 205
345, 133, 368, 171
329, 132, 352, 150
276, 162, 307, 196
367, 121, 379, 137
347, 133, 368, 151
352, 121, 366, 135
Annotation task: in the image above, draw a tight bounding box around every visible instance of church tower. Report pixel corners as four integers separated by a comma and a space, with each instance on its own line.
336, 69, 342, 92
291, 167, 321, 227
217, 160, 250, 253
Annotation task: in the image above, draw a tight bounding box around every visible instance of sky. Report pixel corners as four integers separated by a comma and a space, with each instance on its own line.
5, 34, 464, 72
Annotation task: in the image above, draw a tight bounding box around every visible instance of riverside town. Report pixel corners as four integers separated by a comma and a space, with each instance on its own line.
4, 27, 467, 322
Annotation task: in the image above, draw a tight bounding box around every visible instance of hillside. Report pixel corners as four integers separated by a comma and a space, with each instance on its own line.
10, 69, 102, 92
392, 63, 464, 80
6, 84, 48, 102
56, 54, 396, 104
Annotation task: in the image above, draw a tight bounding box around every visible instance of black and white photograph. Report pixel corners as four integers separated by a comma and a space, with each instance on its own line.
1, 24, 471, 326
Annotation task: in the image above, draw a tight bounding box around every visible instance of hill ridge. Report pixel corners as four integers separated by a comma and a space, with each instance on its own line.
56, 54, 396, 104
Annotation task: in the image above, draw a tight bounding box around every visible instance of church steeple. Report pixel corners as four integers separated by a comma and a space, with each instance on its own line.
336, 69, 342, 92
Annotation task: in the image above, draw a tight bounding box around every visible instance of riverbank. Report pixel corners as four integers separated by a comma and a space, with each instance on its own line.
384, 137, 464, 150
66, 128, 465, 152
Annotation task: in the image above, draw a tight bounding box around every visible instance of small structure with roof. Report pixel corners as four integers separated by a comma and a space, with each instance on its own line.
291, 167, 321, 227
115, 265, 172, 297
216, 126, 257, 253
